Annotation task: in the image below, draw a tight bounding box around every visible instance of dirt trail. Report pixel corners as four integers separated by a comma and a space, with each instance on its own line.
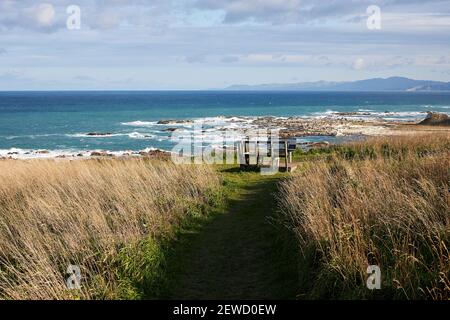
167, 172, 297, 299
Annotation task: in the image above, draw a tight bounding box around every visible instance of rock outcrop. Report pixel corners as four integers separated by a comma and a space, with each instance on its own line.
419, 112, 450, 126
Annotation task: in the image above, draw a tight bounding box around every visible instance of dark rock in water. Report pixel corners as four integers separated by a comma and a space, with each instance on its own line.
7, 152, 19, 155
77, 153, 84, 157
419, 112, 450, 126
90, 151, 113, 157
157, 120, 175, 125
36, 150, 50, 154
157, 119, 193, 125
164, 127, 179, 132
86, 132, 113, 136
336, 112, 370, 116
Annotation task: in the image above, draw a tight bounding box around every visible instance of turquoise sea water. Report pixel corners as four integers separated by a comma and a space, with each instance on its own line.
0, 91, 449, 158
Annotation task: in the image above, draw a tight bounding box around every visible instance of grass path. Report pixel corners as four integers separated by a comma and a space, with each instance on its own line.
164, 168, 298, 299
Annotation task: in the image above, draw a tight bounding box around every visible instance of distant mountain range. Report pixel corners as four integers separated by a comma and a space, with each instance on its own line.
225, 77, 450, 91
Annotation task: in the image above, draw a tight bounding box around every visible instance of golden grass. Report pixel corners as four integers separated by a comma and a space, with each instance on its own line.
279, 134, 450, 299
0, 159, 221, 299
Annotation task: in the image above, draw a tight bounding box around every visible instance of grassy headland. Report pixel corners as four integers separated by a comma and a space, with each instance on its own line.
0, 133, 448, 300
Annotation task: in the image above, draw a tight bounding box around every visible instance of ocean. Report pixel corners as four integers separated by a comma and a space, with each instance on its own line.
0, 91, 449, 158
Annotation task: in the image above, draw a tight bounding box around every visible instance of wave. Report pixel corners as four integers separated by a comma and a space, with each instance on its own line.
128, 132, 156, 139
67, 132, 157, 139
5, 133, 60, 140
423, 105, 450, 109
121, 121, 158, 127
122, 116, 257, 128
0, 147, 167, 160
0, 148, 81, 159
311, 109, 338, 118
358, 108, 374, 112
67, 133, 124, 138
123, 120, 195, 128
311, 110, 431, 121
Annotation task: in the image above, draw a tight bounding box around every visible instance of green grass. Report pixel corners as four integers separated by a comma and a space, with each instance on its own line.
163, 166, 298, 299
112, 135, 449, 300
167, 166, 296, 299
110, 183, 225, 299
292, 146, 334, 162
113, 165, 300, 299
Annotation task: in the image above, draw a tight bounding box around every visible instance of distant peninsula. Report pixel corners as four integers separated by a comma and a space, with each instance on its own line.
225, 76, 450, 92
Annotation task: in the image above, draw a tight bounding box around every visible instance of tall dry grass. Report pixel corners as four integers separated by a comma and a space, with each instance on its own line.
0, 159, 221, 299
279, 134, 449, 299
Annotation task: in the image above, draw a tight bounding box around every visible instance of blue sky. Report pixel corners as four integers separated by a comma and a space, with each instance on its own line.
1, 0, 450, 90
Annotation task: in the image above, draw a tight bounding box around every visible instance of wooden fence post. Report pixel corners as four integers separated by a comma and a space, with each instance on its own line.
284, 140, 288, 170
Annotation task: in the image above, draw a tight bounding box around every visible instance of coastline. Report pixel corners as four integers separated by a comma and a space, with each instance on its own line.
1, 112, 448, 161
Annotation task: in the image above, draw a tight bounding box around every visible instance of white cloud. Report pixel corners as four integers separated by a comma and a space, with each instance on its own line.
352, 58, 366, 70
194, 0, 450, 26
1, 0, 450, 89
29, 3, 56, 27
0, 0, 172, 32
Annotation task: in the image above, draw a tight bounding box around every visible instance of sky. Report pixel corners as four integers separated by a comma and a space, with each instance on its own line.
0, 0, 450, 90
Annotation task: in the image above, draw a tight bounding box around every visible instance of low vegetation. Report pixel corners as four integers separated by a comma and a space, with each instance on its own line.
279, 134, 449, 299
0, 159, 222, 299
0, 134, 448, 300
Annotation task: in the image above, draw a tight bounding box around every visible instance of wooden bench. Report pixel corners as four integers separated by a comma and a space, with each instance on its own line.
238, 138, 297, 172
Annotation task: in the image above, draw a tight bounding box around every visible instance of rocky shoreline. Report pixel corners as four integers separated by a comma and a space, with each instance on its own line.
246, 116, 402, 138
250, 112, 449, 138
2, 112, 448, 161
0, 149, 172, 161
